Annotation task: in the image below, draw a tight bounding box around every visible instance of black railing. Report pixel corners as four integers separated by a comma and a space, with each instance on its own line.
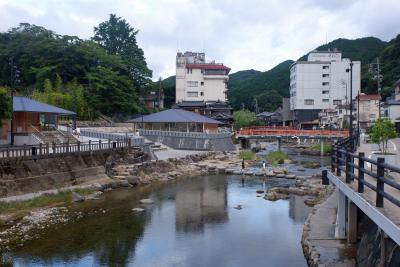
0, 139, 134, 161
328, 133, 400, 208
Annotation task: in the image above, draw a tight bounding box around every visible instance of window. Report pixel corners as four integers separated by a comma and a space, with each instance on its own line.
322, 82, 329, 86
322, 66, 329, 69
333, 100, 342, 105
304, 99, 314, 105
186, 68, 193, 74
369, 114, 376, 119
322, 74, 329, 78
200, 92, 204, 96
200, 81, 204, 86
187, 81, 198, 87
322, 90, 329, 94
322, 99, 329, 103
187, 91, 198, 97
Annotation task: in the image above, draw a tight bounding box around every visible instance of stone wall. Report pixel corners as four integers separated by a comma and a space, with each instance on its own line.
139, 130, 235, 151
357, 215, 400, 267
0, 147, 147, 197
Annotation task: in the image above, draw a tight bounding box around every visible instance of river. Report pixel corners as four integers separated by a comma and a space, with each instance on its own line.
4, 174, 313, 267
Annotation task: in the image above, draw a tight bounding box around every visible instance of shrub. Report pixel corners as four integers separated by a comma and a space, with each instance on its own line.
310, 143, 332, 154
239, 150, 259, 161
267, 151, 288, 164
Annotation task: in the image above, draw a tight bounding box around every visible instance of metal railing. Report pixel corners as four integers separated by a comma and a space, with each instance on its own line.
139, 129, 232, 139
236, 128, 350, 138
0, 139, 133, 161
327, 134, 400, 208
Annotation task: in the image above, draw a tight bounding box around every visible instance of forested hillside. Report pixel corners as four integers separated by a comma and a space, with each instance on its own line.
0, 14, 152, 120
228, 37, 388, 112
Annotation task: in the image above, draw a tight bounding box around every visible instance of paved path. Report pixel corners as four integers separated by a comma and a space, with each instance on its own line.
305, 190, 356, 266
336, 137, 400, 227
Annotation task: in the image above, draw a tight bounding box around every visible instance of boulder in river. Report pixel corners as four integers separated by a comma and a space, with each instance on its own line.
140, 199, 154, 204
72, 192, 85, 202
126, 176, 140, 186
234, 205, 243, 210
132, 208, 145, 212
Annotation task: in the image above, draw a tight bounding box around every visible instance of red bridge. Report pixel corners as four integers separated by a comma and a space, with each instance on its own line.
236, 126, 349, 139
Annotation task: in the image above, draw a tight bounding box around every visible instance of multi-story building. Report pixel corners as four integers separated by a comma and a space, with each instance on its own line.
175, 52, 233, 128
176, 52, 230, 102
289, 50, 361, 123
355, 94, 381, 131
382, 79, 400, 132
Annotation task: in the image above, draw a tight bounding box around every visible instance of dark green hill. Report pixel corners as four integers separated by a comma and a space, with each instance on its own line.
228, 60, 293, 111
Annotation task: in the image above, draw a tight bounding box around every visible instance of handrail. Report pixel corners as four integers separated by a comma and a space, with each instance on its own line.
236, 128, 349, 137
0, 139, 135, 161
328, 132, 400, 209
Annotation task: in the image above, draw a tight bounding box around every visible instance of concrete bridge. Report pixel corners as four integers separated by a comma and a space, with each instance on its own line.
322, 136, 400, 265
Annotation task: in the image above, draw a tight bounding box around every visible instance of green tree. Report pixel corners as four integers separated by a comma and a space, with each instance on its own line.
54, 74, 63, 92
93, 14, 152, 85
0, 87, 11, 126
370, 119, 398, 154
233, 109, 259, 129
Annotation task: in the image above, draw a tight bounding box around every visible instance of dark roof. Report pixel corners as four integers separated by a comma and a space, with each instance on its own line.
356, 94, 381, 101
13, 97, 76, 115
175, 101, 206, 108
394, 79, 400, 87
128, 109, 221, 124
186, 63, 231, 72
384, 99, 400, 105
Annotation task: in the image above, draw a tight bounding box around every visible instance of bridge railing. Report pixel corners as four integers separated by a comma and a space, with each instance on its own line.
236, 128, 349, 137
328, 135, 400, 208
0, 139, 133, 161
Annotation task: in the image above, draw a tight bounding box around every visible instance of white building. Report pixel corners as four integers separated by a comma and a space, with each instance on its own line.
289, 50, 361, 122
176, 52, 230, 103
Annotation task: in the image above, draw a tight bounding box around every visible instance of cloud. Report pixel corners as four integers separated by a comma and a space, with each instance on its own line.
0, 0, 399, 79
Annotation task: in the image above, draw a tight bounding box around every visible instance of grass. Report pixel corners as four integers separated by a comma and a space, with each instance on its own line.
267, 151, 289, 164
310, 143, 332, 154
302, 161, 321, 169
239, 150, 260, 161
0, 188, 95, 214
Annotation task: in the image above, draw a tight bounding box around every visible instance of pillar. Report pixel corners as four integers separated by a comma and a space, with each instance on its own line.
347, 200, 357, 243
335, 189, 347, 239
320, 140, 324, 156
277, 137, 281, 151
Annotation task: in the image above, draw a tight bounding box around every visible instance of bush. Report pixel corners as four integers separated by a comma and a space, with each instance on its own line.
370, 118, 398, 154
267, 151, 288, 164
239, 150, 259, 161
310, 143, 332, 154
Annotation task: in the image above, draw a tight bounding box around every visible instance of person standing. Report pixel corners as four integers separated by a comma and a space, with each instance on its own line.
262, 160, 266, 172
241, 159, 245, 173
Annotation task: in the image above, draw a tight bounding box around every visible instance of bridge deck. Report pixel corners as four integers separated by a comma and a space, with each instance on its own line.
236, 128, 349, 138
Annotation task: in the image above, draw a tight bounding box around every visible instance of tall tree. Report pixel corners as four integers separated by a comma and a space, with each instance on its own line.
92, 14, 152, 86
0, 87, 11, 126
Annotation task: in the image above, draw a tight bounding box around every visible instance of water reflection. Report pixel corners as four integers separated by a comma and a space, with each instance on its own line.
7, 175, 311, 267
175, 177, 228, 232
289, 195, 311, 222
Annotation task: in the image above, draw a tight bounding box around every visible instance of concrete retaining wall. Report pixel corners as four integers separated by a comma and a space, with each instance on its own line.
0, 148, 139, 197
139, 130, 235, 151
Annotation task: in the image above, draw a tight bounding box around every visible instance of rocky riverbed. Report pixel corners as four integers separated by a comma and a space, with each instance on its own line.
0, 145, 331, 254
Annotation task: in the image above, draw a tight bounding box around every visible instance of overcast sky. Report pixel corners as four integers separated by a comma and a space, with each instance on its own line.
0, 0, 399, 80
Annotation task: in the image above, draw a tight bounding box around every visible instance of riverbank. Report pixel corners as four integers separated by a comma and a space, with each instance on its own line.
0, 143, 333, 256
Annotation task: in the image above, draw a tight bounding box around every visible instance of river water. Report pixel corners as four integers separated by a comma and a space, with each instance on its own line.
5, 174, 312, 267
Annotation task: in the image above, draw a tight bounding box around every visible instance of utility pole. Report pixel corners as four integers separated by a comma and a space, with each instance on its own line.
349, 62, 353, 136
377, 58, 381, 119
254, 98, 259, 114
158, 77, 162, 109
